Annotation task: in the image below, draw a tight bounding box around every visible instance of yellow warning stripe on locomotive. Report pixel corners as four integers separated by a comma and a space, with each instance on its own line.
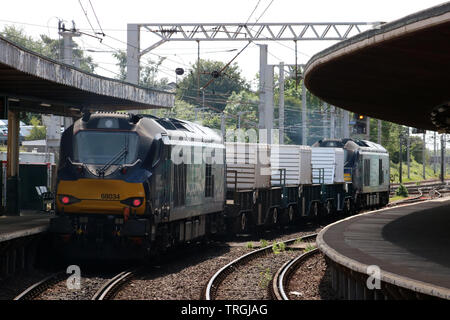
344, 173, 352, 182
56, 179, 145, 215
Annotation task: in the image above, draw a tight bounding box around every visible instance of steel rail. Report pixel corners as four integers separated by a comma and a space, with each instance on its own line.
202, 233, 317, 300
390, 182, 447, 195
91, 268, 140, 300
13, 271, 66, 300
271, 248, 319, 300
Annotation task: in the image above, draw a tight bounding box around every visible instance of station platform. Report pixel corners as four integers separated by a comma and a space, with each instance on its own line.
0, 211, 52, 243
317, 197, 450, 300
0, 211, 53, 276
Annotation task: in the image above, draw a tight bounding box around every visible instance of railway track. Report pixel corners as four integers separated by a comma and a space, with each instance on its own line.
388, 185, 448, 206
202, 233, 317, 300
13, 267, 140, 301
390, 181, 449, 196
202, 194, 449, 301
13, 271, 67, 300
91, 268, 141, 300
390, 178, 449, 189
13, 197, 438, 301
269, 194, 450, 300
269, 248, 320, 300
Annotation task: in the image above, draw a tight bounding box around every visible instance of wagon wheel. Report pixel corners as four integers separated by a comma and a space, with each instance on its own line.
272, 208, 279, 225
312, 202, 319, 217
325, 200, 333, 215
288, 206, 295, 224
239, 212, 248, 233
343, 198, 352, 216
310, 202, 320, 223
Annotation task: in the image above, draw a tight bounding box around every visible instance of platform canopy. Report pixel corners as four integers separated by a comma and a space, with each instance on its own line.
0, 35, 174, 117
304, 2, 450, 132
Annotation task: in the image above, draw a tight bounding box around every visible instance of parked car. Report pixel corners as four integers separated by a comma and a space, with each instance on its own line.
0, 125, 26, 145
0, 126, 7, 144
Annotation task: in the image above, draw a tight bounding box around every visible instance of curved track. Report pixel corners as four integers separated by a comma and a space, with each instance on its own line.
269, 248, 320, 300
13, 271, 66, 300
202, 233, 317, 300
91, 268, 141, 300
388, 185, 448, 207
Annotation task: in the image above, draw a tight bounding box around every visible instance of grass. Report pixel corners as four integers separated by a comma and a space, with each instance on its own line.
258, 266, 272, 289
303, 244, 316, 253
0, 146, 28, 152
272, 242, 286, 254
389, 160, 449, 184
260, 239, 269, 248
389, 195, 408, 203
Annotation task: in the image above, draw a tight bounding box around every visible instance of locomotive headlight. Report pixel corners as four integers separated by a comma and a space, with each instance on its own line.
58, 194, 81, 205
120, 197, 144, 208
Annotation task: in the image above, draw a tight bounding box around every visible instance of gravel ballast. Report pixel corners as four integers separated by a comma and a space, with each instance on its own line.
115, 226, 323, 300
287, 252, 337, 300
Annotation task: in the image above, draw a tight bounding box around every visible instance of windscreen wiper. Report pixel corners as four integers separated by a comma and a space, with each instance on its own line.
96, 147, 128, 177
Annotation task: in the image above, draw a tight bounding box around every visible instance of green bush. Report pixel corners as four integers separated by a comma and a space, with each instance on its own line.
395, 184, 409, 197
25, 125, 46, 141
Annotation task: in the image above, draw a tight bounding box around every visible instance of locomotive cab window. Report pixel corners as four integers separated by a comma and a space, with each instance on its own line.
73, 131, 139, 165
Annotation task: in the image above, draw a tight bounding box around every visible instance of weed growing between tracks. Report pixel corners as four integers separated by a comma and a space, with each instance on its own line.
304, 244, 317, 253
272, 242, 286, 254
258, 266, 272, 289
260, 239, 269, 248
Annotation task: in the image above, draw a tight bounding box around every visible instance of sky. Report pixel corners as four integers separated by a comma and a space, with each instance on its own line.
0, 0, 447, 149
0, 0, 446, 85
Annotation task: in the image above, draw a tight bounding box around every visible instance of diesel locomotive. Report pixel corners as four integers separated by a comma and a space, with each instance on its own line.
312, 138, 390, 209
50, 112, 390, 260
50, 112, 226, 259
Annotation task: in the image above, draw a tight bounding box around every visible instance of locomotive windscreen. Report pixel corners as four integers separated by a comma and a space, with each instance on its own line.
73, 131, 139, 165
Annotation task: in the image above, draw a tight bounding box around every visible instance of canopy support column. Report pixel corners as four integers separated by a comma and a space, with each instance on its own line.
6, 109, 20, 215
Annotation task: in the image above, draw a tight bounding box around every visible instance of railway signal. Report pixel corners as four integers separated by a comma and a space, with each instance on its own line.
353, 114, 367, 134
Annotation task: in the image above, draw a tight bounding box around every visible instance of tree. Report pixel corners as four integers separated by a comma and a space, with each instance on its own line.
112, 50, 127, 81
222, 91, 259, 130
177, 59, 250, 111
281, 78, 325, 145
1, 25, 97, 73
281, 95, 303, 145
25, 116, 46, 141
112, 50, 169, 88
41, 35, 97, 73
149, 99, 197, 122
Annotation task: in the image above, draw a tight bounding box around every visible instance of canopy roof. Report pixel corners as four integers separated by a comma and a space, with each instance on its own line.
304, 2, 450, 131
0, 35, 174, 117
